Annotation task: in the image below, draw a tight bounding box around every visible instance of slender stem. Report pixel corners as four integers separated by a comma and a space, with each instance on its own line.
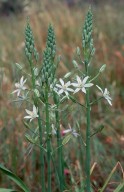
90, 96, 103, 105
38, 109, 46, 192
45, 86, 51, 192
85, 63, 91, 191
89, 72, 100, 83
69, 95, 87, 108
54, 93, 64, 191
85, 88, 91, 192
29, 59, 46, 191
51, 147, 61, 188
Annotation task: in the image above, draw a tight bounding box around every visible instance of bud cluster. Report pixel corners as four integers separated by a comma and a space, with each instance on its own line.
82, 8, 95, 59
40, 25, 56, 86
46, 24, 56, 59
25, 21, 39, 61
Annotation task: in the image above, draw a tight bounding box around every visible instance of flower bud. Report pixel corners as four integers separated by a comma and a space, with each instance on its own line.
64, 72, 72, 78
16, 63, 23, 70
72, 60, 79, 68
76, 47, 81, 56
99, 64, 106, 73
91, 48, 95, 56
34, 89, 40, 97
33, 67, 39, 76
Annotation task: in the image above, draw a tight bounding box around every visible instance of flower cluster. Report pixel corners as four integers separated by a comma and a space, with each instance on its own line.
55, 75, 93, 97
54, 75, 112, 106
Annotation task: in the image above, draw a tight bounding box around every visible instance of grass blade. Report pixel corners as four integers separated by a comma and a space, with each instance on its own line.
100, 162, 123, 192
113, 182, 124, 192
0, 164, 30, 192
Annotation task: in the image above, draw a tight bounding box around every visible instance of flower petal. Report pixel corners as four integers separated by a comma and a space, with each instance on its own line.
15, 83, 19, 88
66, 88, 74, 92
76, 76, 81, 83
81, 87, 86, 93
84, 83, 93, 88
73, 88, 81, 94
107, 99, 112, 106
17, 90, 21, 96
56, 84, 62, 88
25, 109, 33, 116
71, 83, 78, 87
23, 78, 27, 85
20, 76, 24, 84
63, 129, 71, 134
58, 89, 64, 95
24, 116, 32, 119
59, 78, 64, 86
65, 81, 71, 87
12, 89, 18, 94
83, 76, 89, 84
33, 105, 37, 114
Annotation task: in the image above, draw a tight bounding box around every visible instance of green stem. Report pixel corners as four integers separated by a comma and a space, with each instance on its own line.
29, 59, 46, 192
85, 63, 91, 192
85, 88, 91, 192
90, 72, 100, 82
90, 96, 103, 105
45, 86, 51, 192
69, 95, 87, 108
38, 109, 46, 192
54, 93, 64, 191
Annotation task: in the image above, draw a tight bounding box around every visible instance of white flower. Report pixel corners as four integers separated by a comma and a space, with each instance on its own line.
96, 85, 112, 106
12, 76, 27, 96
72, 76, 93, 94
55, 78, 74, 97
62, 125, 79, 138
24, 105, 39, 122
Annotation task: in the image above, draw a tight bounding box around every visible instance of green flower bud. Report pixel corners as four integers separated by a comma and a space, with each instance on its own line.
82, 8, 95, 60
15, 63, 23, 70
30, 45, 33, 53
35, 53, 39, 61
99, 64, 106, 73
25, 19, 39, 61
33, 67, 39, 76
64, 72, 72, 78
28, 53, 31, 60
40, 24, 56, 86
72, 60, 79, 68
91, 48, 95, 56
76, 47, 81, 56
34, 89, 40, 97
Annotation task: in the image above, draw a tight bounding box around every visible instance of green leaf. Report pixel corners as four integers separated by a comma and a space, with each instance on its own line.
0, 164, 30, 192
62, 134, 72, 145
113, 182, 124, 192
0, 189, 16, 192
25, 133, 38, 144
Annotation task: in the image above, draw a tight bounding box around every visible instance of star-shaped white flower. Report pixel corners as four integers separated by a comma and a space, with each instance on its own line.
55, 78, 74, 97
24, 105, 39, 122
62, 125, 79, 138
96, 85, 112, 106
12, 76, 27, 96
72, 76, 93, 94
